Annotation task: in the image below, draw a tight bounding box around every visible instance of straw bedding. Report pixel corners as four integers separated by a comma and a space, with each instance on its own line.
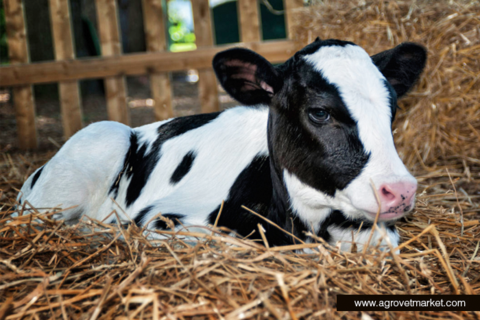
1, 1, 479, 318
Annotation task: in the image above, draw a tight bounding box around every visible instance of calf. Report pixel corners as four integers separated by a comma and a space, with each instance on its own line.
17, 38, 426, 251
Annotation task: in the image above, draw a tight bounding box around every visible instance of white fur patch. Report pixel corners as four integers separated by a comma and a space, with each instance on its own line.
328, 224, 400, 253
283, 170, 334, 232
18, 121, 132, 221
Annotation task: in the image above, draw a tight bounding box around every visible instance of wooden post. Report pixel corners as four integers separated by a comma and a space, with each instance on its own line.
284, 0, 303, 40
3, 0, 37, 149
238, 0, 261, 42
191, 0, 219, 114
95, 0, 129, 125
49, 0, 83, 139
142, 0, 173, 121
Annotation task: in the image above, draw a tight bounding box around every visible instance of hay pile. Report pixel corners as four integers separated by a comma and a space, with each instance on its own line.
1, 0, 480, 318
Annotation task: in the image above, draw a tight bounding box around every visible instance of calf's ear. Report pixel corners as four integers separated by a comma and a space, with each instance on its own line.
371, 42, 427, 98
213, 48, 283, 105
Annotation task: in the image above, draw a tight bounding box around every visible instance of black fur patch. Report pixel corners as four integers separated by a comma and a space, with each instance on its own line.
154, 213, 185, 230
109, 112, 220, 206
384, 79, 398, 122
170, 151, 196, 184
134, 205, 153, 226
270, 60, 370, 196
31, 166, 44, 189
316, 210, 396, 243
293, 39, 353, 57
207, 154, 272, 239
108, 135, 136, 199
371, 42, 427, 98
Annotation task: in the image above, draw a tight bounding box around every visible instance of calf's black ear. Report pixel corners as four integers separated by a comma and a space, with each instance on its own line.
213, 48, 283, 105
371, 42, 427, 98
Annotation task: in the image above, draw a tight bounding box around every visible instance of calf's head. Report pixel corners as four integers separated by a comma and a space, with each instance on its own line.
213, 39, 426, 228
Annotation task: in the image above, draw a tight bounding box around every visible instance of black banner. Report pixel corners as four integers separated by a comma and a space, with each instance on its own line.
337, 295, 480, 311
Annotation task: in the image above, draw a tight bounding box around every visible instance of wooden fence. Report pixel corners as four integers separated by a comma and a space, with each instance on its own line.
1, 0, 303, 149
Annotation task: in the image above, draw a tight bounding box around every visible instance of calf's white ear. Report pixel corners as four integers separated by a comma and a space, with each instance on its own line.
213, 48, 282, 105
371, 42, 427, 97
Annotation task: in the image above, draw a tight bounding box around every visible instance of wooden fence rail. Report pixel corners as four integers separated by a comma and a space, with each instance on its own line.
0, 41, 297, 86
1, 0, 303, 149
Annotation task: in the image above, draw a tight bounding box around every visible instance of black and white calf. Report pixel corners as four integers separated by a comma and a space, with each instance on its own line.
18, 38, 426, 251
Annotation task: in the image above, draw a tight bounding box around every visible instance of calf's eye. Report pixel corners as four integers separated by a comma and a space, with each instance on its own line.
308, 108, 330, 124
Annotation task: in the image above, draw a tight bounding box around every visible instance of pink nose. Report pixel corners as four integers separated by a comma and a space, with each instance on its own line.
378, 182, 417, 216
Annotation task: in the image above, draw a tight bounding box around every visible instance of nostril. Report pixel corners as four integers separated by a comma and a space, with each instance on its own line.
381, 186, 395, 201
377, 182, 417, 215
